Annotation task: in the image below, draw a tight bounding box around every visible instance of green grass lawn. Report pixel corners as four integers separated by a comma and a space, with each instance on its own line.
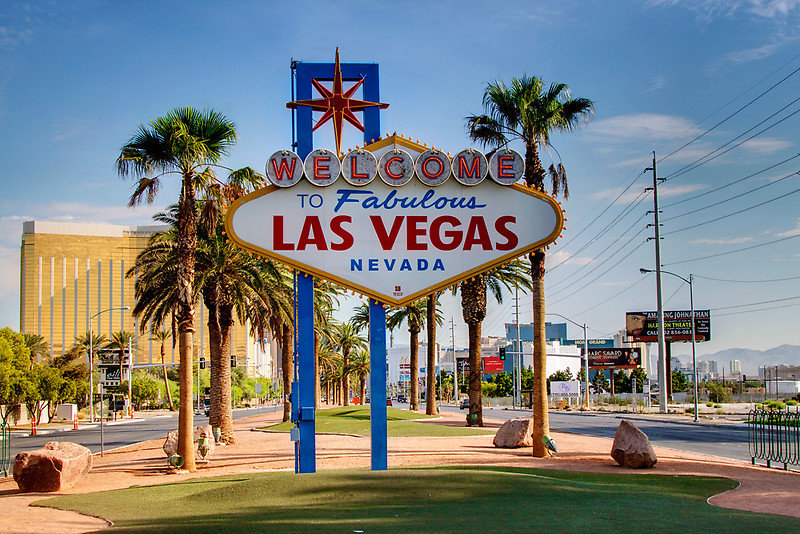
36, 466, 800, 533
263, 405, 493, 437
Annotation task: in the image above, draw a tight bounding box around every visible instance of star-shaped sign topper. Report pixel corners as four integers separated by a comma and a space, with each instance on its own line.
286, 48, 389, 156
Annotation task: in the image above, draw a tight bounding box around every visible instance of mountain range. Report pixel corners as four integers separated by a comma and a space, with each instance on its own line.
673, 344, 800, 376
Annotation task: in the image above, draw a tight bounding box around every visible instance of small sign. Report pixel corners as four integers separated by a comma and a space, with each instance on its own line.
551, 380, 581, 395
255, 383, 262, 395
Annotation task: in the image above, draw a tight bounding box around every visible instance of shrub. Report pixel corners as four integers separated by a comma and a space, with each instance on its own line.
786, 399, 798, 406
685, 407, 695, 414
705, 402, 714, 407
706, 382, 732, 403
713, 404, 722, 409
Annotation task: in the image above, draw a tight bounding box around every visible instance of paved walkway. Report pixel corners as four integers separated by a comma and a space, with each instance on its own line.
1, 409, 798, 533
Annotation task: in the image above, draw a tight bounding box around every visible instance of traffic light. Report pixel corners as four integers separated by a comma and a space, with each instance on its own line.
199, 356, 205, 370
231, 355, 237, 368
499, 346, 506, 360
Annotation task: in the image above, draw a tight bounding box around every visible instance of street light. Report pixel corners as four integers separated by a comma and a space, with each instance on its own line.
89, 306, 130, 423
546, 313, 589, 409
640, 268, 698, 422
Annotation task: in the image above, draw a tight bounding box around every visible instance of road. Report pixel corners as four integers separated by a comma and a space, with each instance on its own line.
440, 404, 751, 462
9, 406, 280, 458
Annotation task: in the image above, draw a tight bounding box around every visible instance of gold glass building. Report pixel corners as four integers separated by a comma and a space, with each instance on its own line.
19, 220, 275, 377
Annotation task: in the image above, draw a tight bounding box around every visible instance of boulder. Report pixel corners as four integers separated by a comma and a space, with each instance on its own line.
493, 418, 534, 448
163, 424, 215, 460
611, 420, 657, 468
13, 441, 92, 492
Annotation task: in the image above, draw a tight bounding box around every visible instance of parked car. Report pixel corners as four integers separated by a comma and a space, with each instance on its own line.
386, 398, 393, 406
459, 398, 469, 410
396, 394, 407, 403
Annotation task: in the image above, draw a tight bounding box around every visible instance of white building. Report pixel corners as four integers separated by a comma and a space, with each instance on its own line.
766, 380, 800, 395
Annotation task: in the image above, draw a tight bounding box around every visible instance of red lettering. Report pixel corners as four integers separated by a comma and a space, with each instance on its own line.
371, 216, 404, 250
498, 155, 514, 178
495, 216, 518, 251
421, 157, 443, 179
457, 156, 480, 178
297, 216, 328, 250
350, 156, 368, 180
430, 216, 462, 251
385, 157, 403, 179
271, 158, 297, 180
273, 215, 294, 250
313, 156, 331, 179
330, 215, 353, 251
463, 217, 492, 250
406, 216, 427, 250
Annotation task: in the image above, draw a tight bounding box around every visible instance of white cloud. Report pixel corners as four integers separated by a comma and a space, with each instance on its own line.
0, 245, 19, 300
587, 114, 701, 141
659, 183, 706, 197
690, 236, 755, 245
642, 75, 666, 93
0, 25, 34, 50
748, 0, 800, 18
776, 218, 800, 237
591, 183, 704, 203
740, 137, 793, 154
545, 249, 593, 269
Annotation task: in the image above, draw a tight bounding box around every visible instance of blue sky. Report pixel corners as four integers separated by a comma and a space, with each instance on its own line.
1, 1, 799, 372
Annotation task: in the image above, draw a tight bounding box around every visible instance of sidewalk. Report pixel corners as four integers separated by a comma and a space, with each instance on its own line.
1, 409, 798, 534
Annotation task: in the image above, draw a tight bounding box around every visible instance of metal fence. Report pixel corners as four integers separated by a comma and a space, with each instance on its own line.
0, 422, 10, 477
748, 409, 800, 470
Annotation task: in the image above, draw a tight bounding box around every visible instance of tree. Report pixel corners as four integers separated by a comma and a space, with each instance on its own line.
24, 364, 65, 424
150, 330, 175, 410
493, 371, 514, 397
130, 375, 161, 408
425, 295, 444, 415
22, 334, 48, 366
547, 369, 572, 394
591, 370, 609, 393
387, 301, 426, 411
612, 370, 631, 394
467, 76, 594, 456
672, 371, 690, 393
630, 368, 647, 392
349, 351, 370, 404
107, 331, 135, 409
331, 322, 367, 407
119, 107, 240, 471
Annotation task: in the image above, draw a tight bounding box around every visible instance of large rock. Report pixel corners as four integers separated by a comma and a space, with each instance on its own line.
493, 418, 534, 448
611, 420, 657, 468
163, 424, 215, 460
13, 441, 92, 492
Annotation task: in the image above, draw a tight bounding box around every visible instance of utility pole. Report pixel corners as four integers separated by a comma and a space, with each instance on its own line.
450, 318, 457, 402
514, 286, 522, 407
646, 152, 668, 413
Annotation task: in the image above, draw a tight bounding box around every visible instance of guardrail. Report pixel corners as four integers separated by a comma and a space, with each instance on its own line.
748, 408, 800, 470
1, 422, 10, 477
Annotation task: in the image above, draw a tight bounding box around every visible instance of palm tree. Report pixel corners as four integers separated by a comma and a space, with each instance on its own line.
467, 76, 593, 454
22, 334, 48, 366
118, 107, 238, 471
317, 340, 338, 405
350, 303, 370, 334
387, 300, 426, 411
331, 322, 367, 406
107, 331, 135, 409
350, 350, 370, 404
459, 261, 533, 426
150, 329, 175, 410
425, 295, 444, 415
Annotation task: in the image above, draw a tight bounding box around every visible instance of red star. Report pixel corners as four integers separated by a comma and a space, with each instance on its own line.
287, 47, 389, 156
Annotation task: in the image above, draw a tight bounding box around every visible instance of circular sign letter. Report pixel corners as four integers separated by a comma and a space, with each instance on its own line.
342, 149, 378, 186
488, 149, 524, 185
452, 149, 488, 186
378, 149, 414, 187
267, 150, 304, 187
415, 149, 451, 186
304, 149, 341, 187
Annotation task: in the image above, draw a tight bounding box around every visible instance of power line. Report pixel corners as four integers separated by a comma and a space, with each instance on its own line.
712, 295, 800, 311
664, 234, 800, 266
695, 274, 800, 283
662, 184, 800, 236
661, 153, 800, 209
571, 276, 649, 317
662, 168, 799, 222
658, 64, 800, 163
714, 302, 800, 317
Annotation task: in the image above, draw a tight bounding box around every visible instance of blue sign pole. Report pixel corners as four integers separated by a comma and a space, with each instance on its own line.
292, 57, 384, 473
369, 299, 388, 470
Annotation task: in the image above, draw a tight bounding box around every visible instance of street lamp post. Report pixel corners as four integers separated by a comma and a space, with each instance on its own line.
546, 313, 589, 409
89, 306, 130, 423
640, 268, 697, 422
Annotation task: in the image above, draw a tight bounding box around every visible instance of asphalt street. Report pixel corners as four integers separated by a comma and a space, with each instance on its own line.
8, 406, 280, 458
440, 404, 751, 462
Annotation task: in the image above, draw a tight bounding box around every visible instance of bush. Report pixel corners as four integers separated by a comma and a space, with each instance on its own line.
786, 399, 798, 406
713, 404, 722, 408
705, 382, 732, 403
764, 400, 786, 410
685, 407, 695, 414
705, 402, 714, 407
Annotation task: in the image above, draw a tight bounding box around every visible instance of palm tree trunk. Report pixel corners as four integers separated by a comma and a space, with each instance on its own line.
161, 342, 174, 410
343, 348, 350, 406
360, 375, 366, 405
426, 295, 437, 415
176, 173, 197, 472
205, 291, 221, 428
531, 250, 550, 457
409, 326, 420, 411
314, 330, 320, 410
467, 320, 483, 426
217, 302, 235, 443
281, 323, 293, 422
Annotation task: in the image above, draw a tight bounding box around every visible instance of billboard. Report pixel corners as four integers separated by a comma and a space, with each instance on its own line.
587, 348, 641, 370
482, 356, 505, 373
625, 310, 711, 342
563, 338, 615, 350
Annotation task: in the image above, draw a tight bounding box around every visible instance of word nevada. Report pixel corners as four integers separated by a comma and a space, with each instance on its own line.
266, 147, 525, 188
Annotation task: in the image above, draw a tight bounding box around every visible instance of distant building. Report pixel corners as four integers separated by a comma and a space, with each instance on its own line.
505, 322, 567, 344
730, 360, 742, 376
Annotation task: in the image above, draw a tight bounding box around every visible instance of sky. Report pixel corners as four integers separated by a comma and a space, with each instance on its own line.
1, 1, 799, 373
